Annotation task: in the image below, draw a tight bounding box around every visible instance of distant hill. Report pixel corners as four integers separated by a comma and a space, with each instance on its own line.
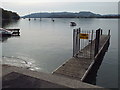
22, 11, 120, 18
1, 8, 20, 20
101, 14, 120, 18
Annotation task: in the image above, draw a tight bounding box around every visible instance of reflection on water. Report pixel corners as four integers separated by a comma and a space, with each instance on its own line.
0, 36, 10, 42
2, 19, 20, 28
83, 43, 110, 85
0, 36, 20, 42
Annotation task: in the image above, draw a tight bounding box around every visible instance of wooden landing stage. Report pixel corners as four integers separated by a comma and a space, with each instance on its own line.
53, 28, 110, 82
7, 29, 20, 36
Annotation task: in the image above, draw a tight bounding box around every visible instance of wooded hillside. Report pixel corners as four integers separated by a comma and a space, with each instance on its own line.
2, 8, 20, 20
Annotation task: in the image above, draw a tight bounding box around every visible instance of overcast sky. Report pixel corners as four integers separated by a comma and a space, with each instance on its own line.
0, 0, 119, 16
1, 0, 120, 2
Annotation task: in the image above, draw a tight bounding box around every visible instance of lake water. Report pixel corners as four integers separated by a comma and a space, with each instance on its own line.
1, 18, 118, 88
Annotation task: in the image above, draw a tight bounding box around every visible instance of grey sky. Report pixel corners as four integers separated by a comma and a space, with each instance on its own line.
1, 1, 118, 16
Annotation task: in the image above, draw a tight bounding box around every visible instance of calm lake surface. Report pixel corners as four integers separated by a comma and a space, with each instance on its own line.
1, 18, 118, 88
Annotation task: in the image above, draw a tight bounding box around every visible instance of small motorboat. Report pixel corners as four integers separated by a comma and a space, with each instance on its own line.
51, 18, 55, 22
70, 22, 76, 26
0, 28, 12, 37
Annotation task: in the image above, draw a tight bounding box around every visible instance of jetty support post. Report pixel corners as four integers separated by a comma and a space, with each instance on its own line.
78, 28, 81, 52
76, 29, 79, 53
75, 29, 78, 57
100, 29, 102, 35
73, 29, 75, 57
108, 29, 110, 36
94, 29, 100, 57
76, 29, 79, 57
90, 30, 94, 59
108, 30, 110, 43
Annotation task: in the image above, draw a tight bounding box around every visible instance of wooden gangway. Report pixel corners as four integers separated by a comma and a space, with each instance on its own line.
7, 29, 20, 36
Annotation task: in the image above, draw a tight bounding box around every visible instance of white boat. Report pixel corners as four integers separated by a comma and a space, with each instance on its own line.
0, 28, 12, 37
70, 22, 76, 26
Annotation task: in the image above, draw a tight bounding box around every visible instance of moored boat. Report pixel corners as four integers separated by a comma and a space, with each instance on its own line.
0, 28, 12, 37
70, 22, 76, 26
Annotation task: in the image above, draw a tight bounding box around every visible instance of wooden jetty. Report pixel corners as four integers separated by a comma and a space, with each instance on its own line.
7, 29, 20, 36
53, 28, 110, 82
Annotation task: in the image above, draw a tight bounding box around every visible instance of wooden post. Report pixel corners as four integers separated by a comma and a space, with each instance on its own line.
78, 28, 81, 51
108, 30, 110, 46
94, 29, 100, 57
108, 30, 110, 36
90, 30, 93, 59
75, 29, 79, 57
100, 29, 102, 35
77, 29, 79, 53
75, 29, 77, 56
73, 29, 75, 57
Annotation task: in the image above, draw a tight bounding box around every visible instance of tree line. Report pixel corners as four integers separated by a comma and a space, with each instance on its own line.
2, 8, 20, 20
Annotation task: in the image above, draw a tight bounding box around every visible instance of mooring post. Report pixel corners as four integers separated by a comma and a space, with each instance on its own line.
100, 29, 102, 35
77, 29, 78, 53
78, 28, 81, 51
108, 29, 110, 36
108, 30, 111, 46
90, 30, 94, 59
73, 29, 75, 57
76, 29, 79, 57
75, 29, 78, 57
94, 29, 100, 57
77, 29, 80, 53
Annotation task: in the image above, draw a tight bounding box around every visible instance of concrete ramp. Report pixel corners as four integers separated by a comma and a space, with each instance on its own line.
2, 64, 103, 89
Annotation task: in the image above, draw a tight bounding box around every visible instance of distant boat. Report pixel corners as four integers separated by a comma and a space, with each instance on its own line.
0, 28, 12, 37
29, 18, 31, 21
70, 22, 76, 26
51, 18, 54, 22
52, 19, 54, 22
